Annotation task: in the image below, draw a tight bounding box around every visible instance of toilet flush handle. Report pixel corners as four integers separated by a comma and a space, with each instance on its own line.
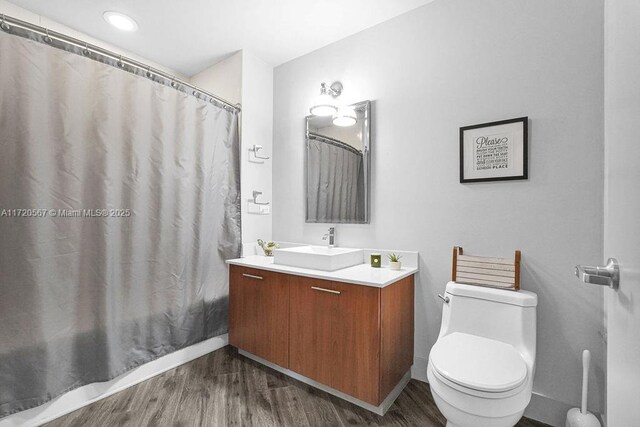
438, 294, 450, 304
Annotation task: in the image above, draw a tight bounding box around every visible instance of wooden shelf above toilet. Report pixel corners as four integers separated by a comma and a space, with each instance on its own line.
452, 246, 521, 291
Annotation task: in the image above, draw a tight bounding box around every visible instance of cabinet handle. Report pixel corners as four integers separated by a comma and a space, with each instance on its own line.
242, 273, 263, 280
311, 286, 341, 295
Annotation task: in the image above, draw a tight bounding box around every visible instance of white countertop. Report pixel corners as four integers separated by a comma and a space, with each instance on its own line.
226, 255, 418, 288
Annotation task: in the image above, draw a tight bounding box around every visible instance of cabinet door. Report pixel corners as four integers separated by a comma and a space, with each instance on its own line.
380, 275, 414, 399
289, 277, 381, 405
229, 265, 289, 368
332, 281, 381, 405
289, 276, 338, 387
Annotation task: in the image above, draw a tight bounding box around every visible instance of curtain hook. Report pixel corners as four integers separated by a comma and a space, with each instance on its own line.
117, 55, 124, 68
170, 77, 177, 89
146, 66, 153, 78
43, 28, 52, 44
1, 14, 10, 31
82, 42, 91, 56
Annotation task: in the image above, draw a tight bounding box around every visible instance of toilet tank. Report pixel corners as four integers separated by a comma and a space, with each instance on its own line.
439, 281, 537, 363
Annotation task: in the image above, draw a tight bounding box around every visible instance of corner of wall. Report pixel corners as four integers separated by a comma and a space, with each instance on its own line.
189, 51, 242, 105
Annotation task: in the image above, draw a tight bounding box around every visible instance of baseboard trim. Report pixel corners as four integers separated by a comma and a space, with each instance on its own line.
239, 349, 411, 416
0, 334, 229, 427
411, 355, 429, 383
524, 391, 604, 427
524, 391, 572, 426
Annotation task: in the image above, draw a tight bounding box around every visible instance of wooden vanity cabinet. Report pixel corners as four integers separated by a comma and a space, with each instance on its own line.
229, 265, 414, 407
228, 265, 289, 368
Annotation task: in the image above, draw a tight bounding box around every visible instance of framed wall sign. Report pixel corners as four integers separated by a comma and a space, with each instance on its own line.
460, 117, 528, 183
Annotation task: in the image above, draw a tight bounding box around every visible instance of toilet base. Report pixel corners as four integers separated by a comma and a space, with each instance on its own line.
432, 385, 524, 427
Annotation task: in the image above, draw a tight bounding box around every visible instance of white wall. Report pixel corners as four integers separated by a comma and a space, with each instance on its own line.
191, 50, 273, 249
272, 0, 605, 424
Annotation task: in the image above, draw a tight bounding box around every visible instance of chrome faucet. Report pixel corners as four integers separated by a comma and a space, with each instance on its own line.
322, 227, 335, 248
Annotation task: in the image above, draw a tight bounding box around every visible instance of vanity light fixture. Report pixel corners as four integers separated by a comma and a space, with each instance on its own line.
333, 106, 357, 127
103, 11, 139, 32
310, 81, 343, 116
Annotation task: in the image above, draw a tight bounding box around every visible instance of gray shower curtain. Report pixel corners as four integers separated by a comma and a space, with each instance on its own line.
307, 137, 364, 222
0, 32, 241, 417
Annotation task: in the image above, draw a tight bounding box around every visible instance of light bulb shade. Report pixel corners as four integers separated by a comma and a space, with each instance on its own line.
103, 11, 139, 32
332, 107, 357, 127
310, 93, 337, 116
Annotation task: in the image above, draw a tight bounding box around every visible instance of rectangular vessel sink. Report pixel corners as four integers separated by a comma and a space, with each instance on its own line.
273, 246, 364, 271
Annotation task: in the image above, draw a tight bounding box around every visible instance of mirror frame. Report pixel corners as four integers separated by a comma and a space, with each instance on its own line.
304, 100, 371, 224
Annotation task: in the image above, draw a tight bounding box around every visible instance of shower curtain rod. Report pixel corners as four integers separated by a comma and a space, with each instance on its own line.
0, 13, 241, 113
308, 132, 363, 155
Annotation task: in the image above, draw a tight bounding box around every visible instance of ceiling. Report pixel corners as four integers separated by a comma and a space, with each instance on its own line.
7, 0, 433, 76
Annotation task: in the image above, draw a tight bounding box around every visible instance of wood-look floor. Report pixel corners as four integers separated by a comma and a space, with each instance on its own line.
46, 346, 549, 427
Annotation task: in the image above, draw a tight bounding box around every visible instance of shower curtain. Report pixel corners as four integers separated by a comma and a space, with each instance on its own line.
0, 32, 241, 417
307, 137, 364, 222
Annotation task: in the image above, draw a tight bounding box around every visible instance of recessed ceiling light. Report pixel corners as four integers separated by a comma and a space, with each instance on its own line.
103, 11, 138, 32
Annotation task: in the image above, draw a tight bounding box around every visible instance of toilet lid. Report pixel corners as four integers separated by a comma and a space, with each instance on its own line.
429, 332, 527, 393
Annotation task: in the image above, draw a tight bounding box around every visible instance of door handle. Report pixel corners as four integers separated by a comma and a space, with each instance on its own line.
242, 273, 264, 280
311, 286, 341, 295
575, 258, 619, 289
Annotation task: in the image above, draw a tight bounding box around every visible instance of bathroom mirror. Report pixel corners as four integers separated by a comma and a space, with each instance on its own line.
305, 100, 370, 224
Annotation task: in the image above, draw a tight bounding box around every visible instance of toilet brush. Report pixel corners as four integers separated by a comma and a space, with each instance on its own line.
565, 350, 600, 427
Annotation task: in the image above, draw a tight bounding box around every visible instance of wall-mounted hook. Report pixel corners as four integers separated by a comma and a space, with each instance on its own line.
251, 191, 270, 205
249, 144, 270, 162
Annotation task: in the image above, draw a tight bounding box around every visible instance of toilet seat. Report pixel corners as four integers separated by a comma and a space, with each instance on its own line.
429, 332, 527, 394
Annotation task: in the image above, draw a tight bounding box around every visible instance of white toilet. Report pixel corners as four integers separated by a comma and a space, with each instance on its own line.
427, 281, 538, 427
